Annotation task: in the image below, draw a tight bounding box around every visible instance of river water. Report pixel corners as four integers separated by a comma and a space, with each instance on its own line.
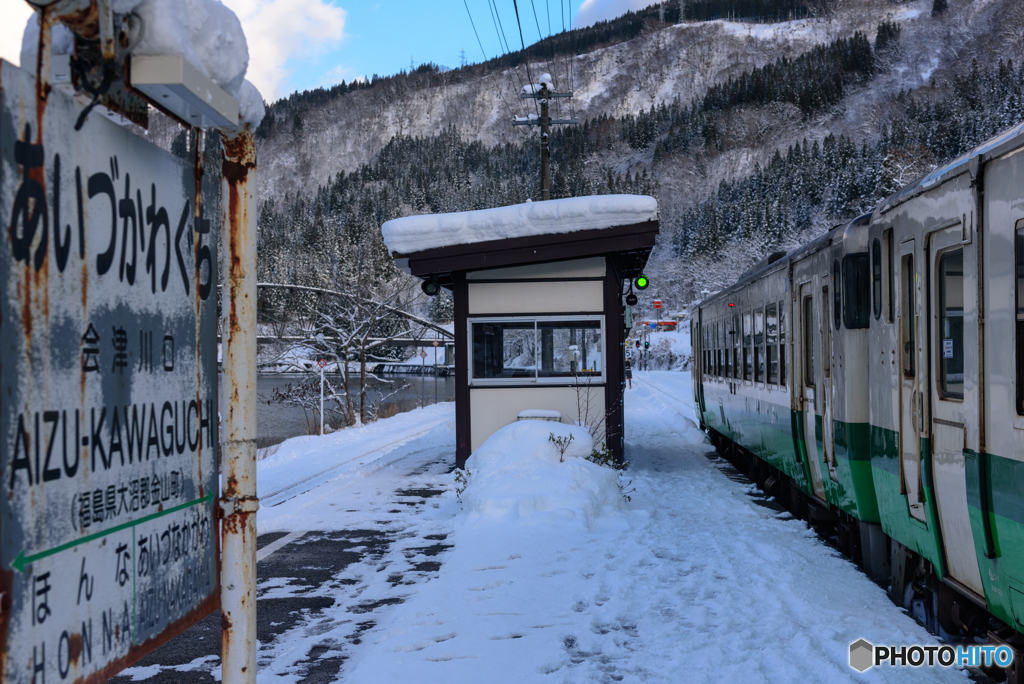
256, 373, 455, 447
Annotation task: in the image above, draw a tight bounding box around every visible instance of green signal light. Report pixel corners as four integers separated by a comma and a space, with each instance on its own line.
635, 275, 649, 290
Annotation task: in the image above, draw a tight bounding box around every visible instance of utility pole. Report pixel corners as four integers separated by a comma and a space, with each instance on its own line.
513, 73, 577, 200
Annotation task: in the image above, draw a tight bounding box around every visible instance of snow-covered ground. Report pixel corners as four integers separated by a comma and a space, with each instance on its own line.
207, 368, 966, 684
122, 370, 966, 682
338, 371, 958, 683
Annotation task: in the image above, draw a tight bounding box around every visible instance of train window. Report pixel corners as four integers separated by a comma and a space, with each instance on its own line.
754, 310, 764, 382
743, 313, 752, 381
822, 288, 831, 379
717, 321, 723, 377
887, 231, 895, 323
901, 254, 916, 378
724, 319, 731, 377
938, 250, 964, 400
766, 303, 779, 384
1017, 224, 1024, 415
843, 254, 871, 328
833, 260, 842, 330
803, 296, 815, 387
733, 314, 741, 379
872, 238, 882, 320
779, 300, 787, 387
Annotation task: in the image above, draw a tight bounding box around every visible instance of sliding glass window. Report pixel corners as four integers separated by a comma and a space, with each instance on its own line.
470, 316, 604, 384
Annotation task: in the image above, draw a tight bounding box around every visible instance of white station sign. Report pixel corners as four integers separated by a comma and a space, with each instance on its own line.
0, 60, 220, 683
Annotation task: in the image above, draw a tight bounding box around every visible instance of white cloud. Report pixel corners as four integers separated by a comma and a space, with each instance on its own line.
0, 0, 34, 66
221, 0, 347, 100
575, 0, 654, 28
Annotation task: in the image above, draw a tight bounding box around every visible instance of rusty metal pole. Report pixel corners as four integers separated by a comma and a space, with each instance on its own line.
220, 127, 259, 684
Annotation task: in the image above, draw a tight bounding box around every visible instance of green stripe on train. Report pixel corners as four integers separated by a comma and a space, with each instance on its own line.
702, 386, 1024, 627
964, 449, 1024, 631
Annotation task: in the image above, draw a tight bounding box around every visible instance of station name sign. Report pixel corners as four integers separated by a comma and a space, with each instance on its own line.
0, 60, 220, 683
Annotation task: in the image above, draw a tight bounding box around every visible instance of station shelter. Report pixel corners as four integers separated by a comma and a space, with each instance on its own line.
382, 195, 659, 467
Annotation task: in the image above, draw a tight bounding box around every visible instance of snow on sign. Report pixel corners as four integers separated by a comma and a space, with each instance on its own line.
0, 61, 219, 682
420, 350, 428, 359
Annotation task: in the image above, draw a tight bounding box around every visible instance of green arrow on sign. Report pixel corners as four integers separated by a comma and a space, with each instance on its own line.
12, 490, 214, 573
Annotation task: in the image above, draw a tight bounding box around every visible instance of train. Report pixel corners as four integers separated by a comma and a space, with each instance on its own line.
690, 119, 1024, 680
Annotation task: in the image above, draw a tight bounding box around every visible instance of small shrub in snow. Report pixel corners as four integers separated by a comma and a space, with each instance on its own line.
548, 432, 575, 462
454, 467, 470, 503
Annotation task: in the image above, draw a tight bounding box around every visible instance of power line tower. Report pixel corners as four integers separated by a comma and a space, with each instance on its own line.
513, 73, 577, 201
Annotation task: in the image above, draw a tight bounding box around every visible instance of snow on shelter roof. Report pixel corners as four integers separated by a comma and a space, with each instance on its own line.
381, 195, 658, 255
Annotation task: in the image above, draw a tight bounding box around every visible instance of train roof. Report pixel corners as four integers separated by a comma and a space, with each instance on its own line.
698, 222, 844, 309
878, 120, 1024, 215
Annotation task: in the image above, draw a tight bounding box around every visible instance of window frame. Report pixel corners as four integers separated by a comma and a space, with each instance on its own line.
842, 253, 871, 329
832, 259, 842, 330
754, 308, 765, 384
872, 238, 883, 320
937, 248, 964, 402
803, 295, 815, 388
1016, 220, 1024, 415
467, 314, 606, 386
779, 299, 787, 387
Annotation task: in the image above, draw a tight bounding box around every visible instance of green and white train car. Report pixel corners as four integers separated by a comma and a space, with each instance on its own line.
692, 121, 1024, 667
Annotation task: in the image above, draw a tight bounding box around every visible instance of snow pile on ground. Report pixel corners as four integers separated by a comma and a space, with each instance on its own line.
382, 194, 658, 254
462, 421, 620, 527
20, 0, 264, 127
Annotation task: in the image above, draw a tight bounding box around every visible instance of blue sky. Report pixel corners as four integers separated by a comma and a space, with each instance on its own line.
0, 0, 654, 102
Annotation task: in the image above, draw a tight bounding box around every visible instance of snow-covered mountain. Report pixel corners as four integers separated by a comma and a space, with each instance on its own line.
253, 0, 1007, 203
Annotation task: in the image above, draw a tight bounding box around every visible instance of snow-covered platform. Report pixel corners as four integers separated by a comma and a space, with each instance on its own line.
116, 375, 963, 683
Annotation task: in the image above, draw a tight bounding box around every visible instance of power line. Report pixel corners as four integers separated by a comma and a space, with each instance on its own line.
512, 0, 541, 115
529, 0, 544, 47
489, 0, 533, 113
461, 0, 516, 119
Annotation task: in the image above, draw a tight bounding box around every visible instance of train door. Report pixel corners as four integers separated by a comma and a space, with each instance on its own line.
822, 283, 838, 481
800, 283, 826, 500
898, 239, 927, 522
695, 313, 706, 417
928, 227, 984, 596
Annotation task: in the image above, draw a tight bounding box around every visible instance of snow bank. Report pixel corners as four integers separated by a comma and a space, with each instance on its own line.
382, 194, 658, 254
20, 0, 264, 128
462, 421, 621, 527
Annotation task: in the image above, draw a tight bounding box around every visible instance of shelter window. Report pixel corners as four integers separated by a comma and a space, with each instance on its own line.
766, 303, 779, 385
843, 253, 870, 328
754, 309, 765, 383
938, 250, 964, 400
872, 238, 882, 320
470, 317, 604, 384
779, 300, 787, 386
743, 313, 753, 381
1017, 222, 1024, 414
